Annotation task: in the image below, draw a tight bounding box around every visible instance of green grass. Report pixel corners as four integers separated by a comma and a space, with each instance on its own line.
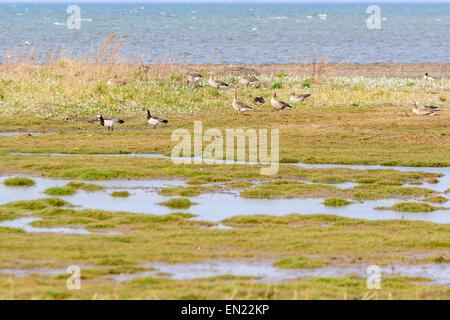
158, 198, 196, 209
423, 196, 448, 204
323, 198, 354, 207
110, 191, 130, 197
376, 202, 448, 213
44, 186, 76, 196
3, 177, 35, 187
273, 256, 327, 269
0, 198, 449, 299
66, 181, 105, 192
279, 157, 299, 164
159, 186, 215, 197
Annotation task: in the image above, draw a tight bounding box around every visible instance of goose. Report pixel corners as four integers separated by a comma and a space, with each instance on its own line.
290, 92, 311, 104
238, 75, 258, 88
147, 109, 168, 128
107, 78, 127, 86
208, 73, 229, 89
423, 73, 435, 81
271, 91, 292, 115
253, 96, 265, 105
187, 71, 203, 87
97, 115, 124, 131
232, 85, 252, 115
410, 102, 440, 116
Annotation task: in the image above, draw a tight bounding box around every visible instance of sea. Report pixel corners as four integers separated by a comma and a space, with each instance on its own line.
0, 2, 449, 64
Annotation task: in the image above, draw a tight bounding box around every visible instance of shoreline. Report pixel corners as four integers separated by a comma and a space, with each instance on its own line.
177, 62, 450, 78
2, 62, 449, 78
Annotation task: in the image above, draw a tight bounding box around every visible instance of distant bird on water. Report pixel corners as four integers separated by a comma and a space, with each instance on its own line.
290, 92, 311, 104
423, 73, 435, 81
232, 85, 252, 115
147, 109, 168, 129
208, 73, 229, 89
271, 91, 292, 115
187, 71, 203, 87
410, 102, 440, 115
97, 115, 124, 131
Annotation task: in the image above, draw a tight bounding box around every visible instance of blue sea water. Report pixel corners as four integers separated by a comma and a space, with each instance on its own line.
0, 2, 449, 63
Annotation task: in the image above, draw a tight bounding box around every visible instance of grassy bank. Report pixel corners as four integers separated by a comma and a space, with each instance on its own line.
0, 62, 449, 167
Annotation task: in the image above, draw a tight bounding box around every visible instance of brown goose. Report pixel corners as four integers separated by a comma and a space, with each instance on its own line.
410, 102, 440, 115
232, 85, 252, 115
107, 78, 127, 86
208, 73, 229, 89
238, 75, 258, 88
187, 71, 203, 87
271, 91, 292, 115
290, 92, 311, 103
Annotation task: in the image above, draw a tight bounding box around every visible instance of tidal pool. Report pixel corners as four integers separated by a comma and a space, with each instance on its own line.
110, 260, 450, 286
0, 176, 448, 224
0, 217, 115, 235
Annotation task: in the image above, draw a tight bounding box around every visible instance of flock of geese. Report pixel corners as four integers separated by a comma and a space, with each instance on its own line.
98, 71, 441, 130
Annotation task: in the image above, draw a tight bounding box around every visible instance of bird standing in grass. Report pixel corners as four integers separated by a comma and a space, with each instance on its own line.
290, 92, 311, 104
423, 73, 435, 81
107, 78, 127, 86
97, 115, 124, 131
410, 102, 440, 115
147, 109, 168, 129
253, 96, 265, 105
187, 71, 203, 87
208, 72, 229, 89
238, 75, 258, 88
232, 85, 252, 115
271, 91, 292, 115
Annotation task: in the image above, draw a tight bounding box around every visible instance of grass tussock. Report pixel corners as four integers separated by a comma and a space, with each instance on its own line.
423, 196, 448, 204
158, 198, 196, 209
376, 202, 448, 213
273, 256, 327, 269
3, 177, 35, 187
44, 186, 76, 196
110, 191, 130, 197
323, 198, 354, 207
66, 181, 105, 192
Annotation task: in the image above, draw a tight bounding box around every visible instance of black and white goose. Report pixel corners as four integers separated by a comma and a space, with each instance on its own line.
97, 115, 124, 131
147, 109, 168, 129
253, 96, 265, 105
423, 73, 435, 81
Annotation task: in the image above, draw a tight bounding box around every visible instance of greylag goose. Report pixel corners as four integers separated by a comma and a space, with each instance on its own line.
147, 109, 168, 128
187, 71, 203, 87
290, 92, 311, 103
97, 115, 124, 131
423, 73, 435, 81
238, 75, 258, 88
107, 78, 127, 86
271, 91, 292, 115
410, 102, 440, 115
253, 96, 265, 105
208, 73, 229, 89
232, 85, 252, 115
